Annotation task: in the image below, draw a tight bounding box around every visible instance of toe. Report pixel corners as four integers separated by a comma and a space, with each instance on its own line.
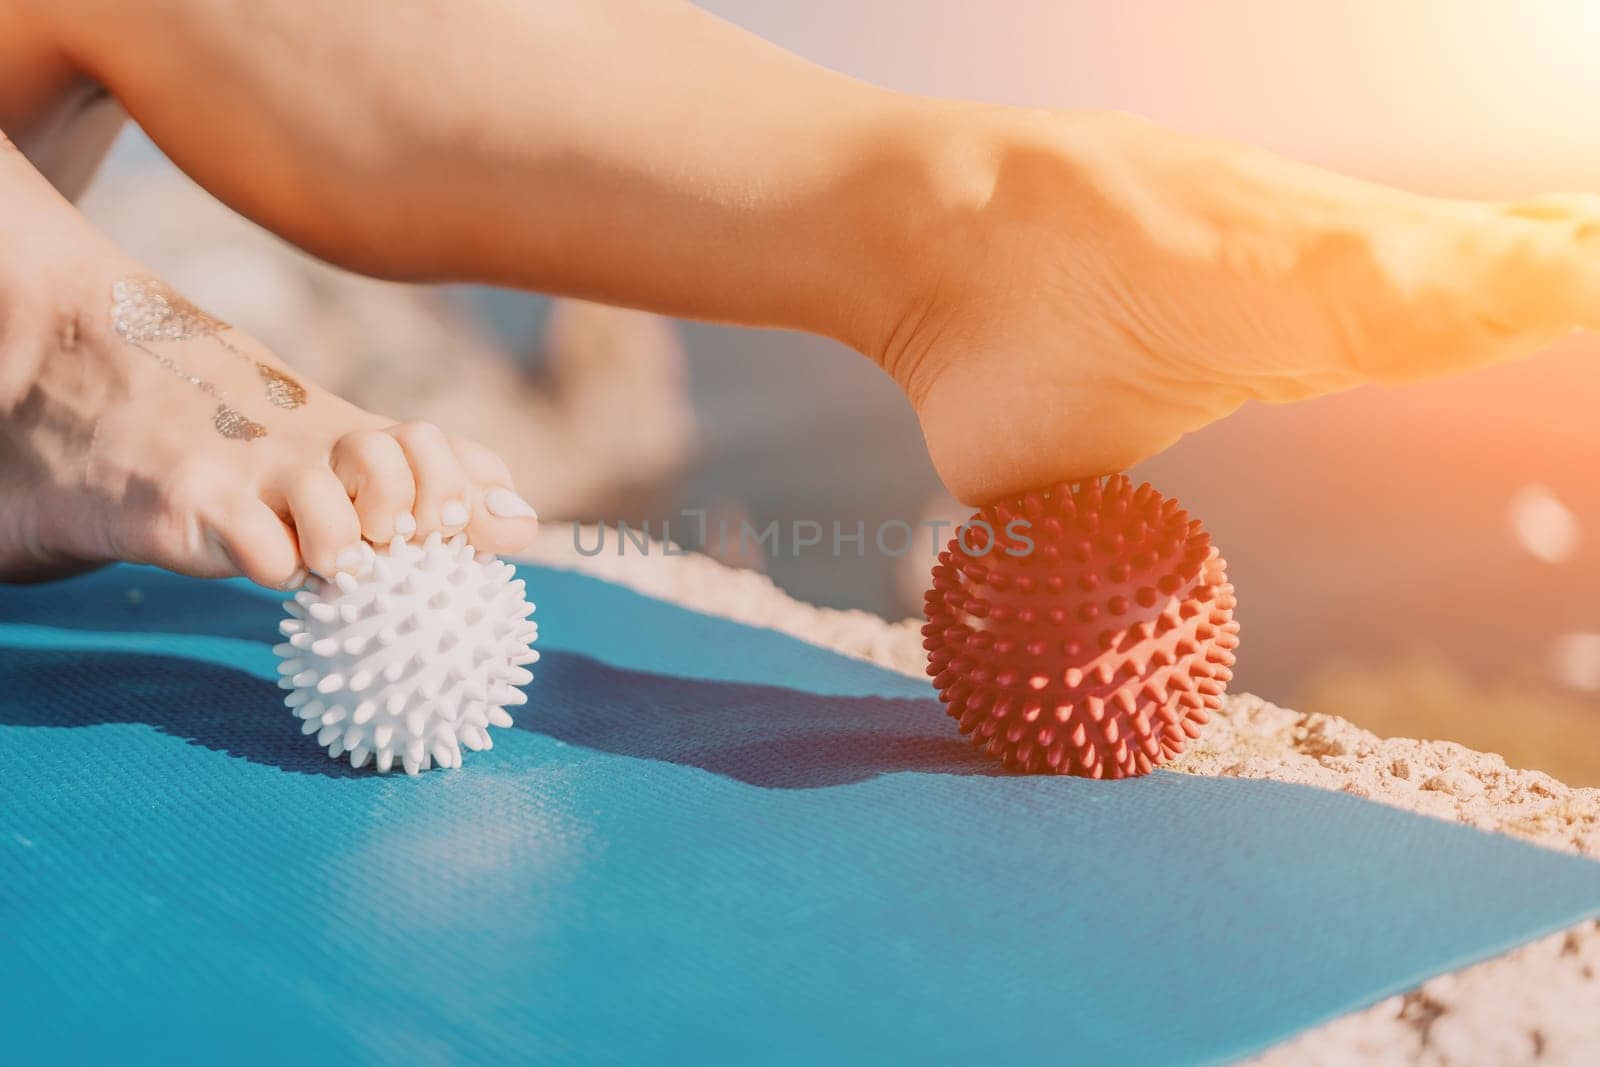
331, 429, 417, 543
124, 461, 300, 586
285, 466, 366, 578
215, 501, 303, 589
134, 460, 247, 579
452, 436, 540, 555
1477, 196, 1600, 338
389, 421, 470, 539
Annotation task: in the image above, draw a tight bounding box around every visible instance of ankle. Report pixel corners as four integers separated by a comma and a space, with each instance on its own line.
810, 97, 1005, 370
858, 107, 1188, 403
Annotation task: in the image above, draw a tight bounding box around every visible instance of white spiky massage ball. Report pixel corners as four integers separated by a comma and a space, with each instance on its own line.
274, 531, 539, 775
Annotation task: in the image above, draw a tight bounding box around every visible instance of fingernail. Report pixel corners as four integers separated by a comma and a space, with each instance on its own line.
441, 500, 470, 528
484, 488, 538, 521
394, 511, 417, 538
280, 568, 308, 591
335, 544, 370, 574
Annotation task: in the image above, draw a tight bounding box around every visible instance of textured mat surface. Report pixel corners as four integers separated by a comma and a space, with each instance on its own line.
4, 564, 1600, 1065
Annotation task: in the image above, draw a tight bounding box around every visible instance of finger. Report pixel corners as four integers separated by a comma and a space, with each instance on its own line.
331, 429, 417, 543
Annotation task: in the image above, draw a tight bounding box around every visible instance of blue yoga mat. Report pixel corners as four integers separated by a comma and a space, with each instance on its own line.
3, 564, 1599, 1065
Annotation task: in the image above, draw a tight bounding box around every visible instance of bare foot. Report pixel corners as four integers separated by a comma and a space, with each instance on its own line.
0, 184, 538, 586
876, 109, 1600, 504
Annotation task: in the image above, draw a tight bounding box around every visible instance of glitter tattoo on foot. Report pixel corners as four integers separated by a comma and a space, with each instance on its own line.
109, 276, 308, 413
131, 343, 267, 441
111, 278, 266, 440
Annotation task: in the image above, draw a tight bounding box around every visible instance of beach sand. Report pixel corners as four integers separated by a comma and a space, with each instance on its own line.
523, 524, 1600, 1065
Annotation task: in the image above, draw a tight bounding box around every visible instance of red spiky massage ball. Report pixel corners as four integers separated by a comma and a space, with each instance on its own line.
922, 475, 1239, 778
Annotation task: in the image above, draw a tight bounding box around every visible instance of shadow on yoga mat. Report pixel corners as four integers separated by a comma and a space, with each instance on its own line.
0, 645, 994, 788
5, 563, 1600, 1066
0, 648, 363, 779
530, 651, 1000, 788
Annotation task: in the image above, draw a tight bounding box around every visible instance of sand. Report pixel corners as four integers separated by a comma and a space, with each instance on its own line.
522, 525, 1600, 1064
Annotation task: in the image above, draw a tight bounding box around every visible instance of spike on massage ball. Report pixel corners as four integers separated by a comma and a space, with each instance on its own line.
922, 474, 1239, 778
274, 531, 539, 775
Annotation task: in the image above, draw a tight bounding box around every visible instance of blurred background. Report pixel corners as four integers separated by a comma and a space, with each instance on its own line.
80, 0, 1600, 782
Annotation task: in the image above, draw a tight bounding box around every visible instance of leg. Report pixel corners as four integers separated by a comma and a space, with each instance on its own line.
41, 0, 1600, 501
